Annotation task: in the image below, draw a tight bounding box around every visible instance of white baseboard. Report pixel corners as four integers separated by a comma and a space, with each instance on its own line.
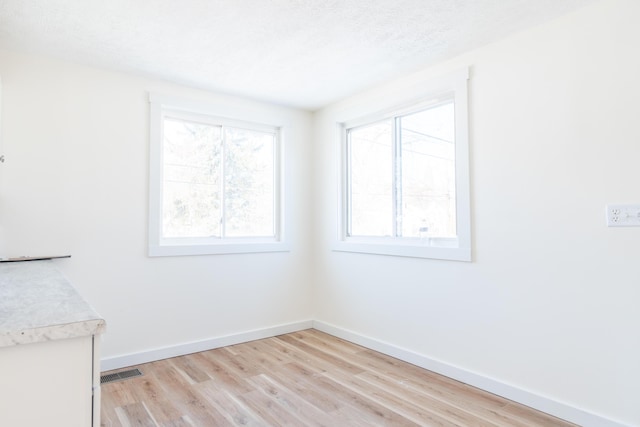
312, 320, 630, 427
100, 320, 313, 372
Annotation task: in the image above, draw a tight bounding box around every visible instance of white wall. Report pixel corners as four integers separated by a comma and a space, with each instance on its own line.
0, 50, 314, 362
313, 1, 639, 426
1, 1, 638, 425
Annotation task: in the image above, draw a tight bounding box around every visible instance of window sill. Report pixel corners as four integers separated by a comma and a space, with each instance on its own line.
149, 241, 290, 257
332, 240, 471, 262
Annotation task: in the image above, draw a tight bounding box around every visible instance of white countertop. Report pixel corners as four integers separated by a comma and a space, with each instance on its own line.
0, 260, 105, 347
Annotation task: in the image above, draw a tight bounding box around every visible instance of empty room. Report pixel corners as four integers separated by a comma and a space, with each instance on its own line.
0, 0, 637, 426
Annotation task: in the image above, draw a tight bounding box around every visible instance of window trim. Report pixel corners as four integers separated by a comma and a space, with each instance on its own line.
148, 94, 288, 257
333, 68, 471, 261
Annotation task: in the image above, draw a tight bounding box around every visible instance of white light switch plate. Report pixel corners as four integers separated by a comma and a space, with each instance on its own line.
606, 204, 640, 227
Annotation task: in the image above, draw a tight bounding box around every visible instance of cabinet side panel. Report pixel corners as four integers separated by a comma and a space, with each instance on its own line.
92, 335, 102, 427
0, 336, 93, 427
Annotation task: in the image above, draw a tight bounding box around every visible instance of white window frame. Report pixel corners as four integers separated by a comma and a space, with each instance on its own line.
334, 69, 471, 261
148, 94, 288, 257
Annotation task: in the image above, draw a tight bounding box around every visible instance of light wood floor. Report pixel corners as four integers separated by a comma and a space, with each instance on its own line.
100, 329, 577, 427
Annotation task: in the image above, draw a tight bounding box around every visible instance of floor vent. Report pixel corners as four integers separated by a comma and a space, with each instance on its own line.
100, 368, 143, 384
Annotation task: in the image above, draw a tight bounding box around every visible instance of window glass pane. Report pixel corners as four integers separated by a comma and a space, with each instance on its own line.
162, 118, 221, 238
399, 101, 456, 238
348, 120, 393, 237
224, 127, 275, 237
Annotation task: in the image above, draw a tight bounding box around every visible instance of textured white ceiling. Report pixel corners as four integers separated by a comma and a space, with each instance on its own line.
0, 0, 594, 110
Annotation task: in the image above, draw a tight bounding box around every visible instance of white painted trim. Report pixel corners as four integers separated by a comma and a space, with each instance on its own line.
333, 68, 471, 262
148, 241, 290, 257
312, 320, 631, 427
148, 93, 290, 257
100, 320, 313, 372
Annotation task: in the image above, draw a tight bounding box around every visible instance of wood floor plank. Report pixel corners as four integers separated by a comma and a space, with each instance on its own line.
352, 348, 511, 411
157, 416, 196, 427
289, 331, 524, 426
101, 381, 137, 427
191, 351, 255, 395
228, 340, 290, 373
237, 389, 310, 427
101, 329, 578, 427
289, 328, 509, 425
195, 380, 266, 426
126, 375, 184, 425
114, 402, 157, 427
276, 334, 366, 375
141, 361, 231, 426
294, 329, 365, 355
292, 330, 513, 421
325, 373, 462, 427
207, 347, 267, 378
267, 362, 344, 413
246, 373, 340, 427
501, 402, 579, 427
356, 370, 532, 427
259, 336, 332, 370
298, 368, 421, 426
170, 354, 212, 384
